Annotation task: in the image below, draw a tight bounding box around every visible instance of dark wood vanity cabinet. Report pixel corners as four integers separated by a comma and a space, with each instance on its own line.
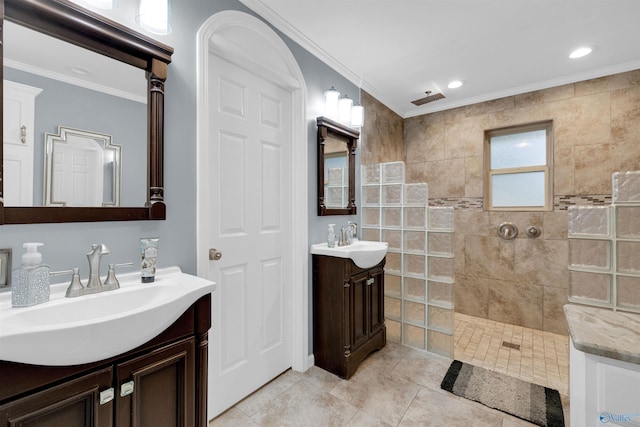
313, 255, 386, 379
0, 295, 210, 427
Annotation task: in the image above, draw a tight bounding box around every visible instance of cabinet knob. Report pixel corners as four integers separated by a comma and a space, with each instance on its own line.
99, 387, 115, 405
120, 380, 135, 397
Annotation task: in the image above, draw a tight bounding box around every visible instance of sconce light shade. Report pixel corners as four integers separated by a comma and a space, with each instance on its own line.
351, 104, 364, 127
338, 95, 353, 123
136, 0, 171, 35
83, 0, 118, 8
323, 87, 340, 119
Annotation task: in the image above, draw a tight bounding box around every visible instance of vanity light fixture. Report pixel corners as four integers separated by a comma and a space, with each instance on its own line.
448, 80, 463, 89
338, 94, 354, 123
569, 47, 592, 59
136, 0, 172, 35
323, 87, 340, 119
323, 87, 365, 128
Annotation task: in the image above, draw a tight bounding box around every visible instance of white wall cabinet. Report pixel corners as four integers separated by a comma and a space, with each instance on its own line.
3, 80, 42, 206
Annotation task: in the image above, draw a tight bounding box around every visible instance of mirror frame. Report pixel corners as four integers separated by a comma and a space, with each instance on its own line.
0, 0, 173, 224
317, 116, 358, 216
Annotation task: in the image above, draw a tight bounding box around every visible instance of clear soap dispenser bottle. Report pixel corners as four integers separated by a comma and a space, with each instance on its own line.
11, 242, 50, 307
327, 224, 336, 248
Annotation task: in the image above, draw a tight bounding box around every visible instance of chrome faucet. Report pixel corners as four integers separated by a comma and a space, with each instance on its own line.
86, 244, 111, 290
339, 226, 348, 246
348, 221, 358, 244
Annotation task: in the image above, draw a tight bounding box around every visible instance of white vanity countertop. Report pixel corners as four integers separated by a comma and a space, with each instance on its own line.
564, 304, 640, 364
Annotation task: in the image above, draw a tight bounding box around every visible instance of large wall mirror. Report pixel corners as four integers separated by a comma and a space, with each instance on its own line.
317, 116, 358, 216
0, 0, 173, 224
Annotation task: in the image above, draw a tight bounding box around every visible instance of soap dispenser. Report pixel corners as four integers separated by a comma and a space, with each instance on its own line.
11, 242, 50, 307
327, 224, 336, 248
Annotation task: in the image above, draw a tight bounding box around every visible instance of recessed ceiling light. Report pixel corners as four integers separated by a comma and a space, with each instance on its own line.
569, 47, 592, 59
448, 80, 463, 89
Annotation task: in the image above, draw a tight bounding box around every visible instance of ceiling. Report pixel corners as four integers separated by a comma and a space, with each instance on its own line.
239, 0, 640, 118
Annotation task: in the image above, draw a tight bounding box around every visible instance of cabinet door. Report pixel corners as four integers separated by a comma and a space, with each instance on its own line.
116, 338, 196, 427
350, 271, 370, 351
368, 267, 385, 337
0, 367, 113, 427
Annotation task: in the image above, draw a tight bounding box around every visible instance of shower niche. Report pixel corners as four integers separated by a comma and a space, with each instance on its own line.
361, 161, 455, 357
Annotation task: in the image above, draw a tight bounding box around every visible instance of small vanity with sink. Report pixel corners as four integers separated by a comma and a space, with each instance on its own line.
311, 240, 388, 379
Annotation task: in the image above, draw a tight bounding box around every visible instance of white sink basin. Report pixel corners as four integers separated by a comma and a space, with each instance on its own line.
0, 266, 216, 366
311, 240, 388, 268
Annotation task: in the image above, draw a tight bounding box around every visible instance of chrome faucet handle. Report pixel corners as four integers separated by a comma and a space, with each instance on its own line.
50, 267, 86, 298
103, 262, 134, 291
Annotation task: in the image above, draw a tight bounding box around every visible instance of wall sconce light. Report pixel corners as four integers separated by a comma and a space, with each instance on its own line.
350, 103, 364, 128
136, 0, 172, 35
323, 87, 365, 128
323, 87, 340, 119
338, 94, 353, 123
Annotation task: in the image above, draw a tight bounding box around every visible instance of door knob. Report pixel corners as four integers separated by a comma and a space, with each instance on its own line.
209, 248, 223, 261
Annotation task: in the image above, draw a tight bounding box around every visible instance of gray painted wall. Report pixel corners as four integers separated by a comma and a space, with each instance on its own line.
1, 0, 361, 356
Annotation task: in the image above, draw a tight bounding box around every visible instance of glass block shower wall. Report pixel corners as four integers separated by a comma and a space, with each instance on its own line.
568, 171, 640, 313
361, 161, 455, 356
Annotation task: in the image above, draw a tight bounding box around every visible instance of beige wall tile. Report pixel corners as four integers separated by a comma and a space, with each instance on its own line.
612, 139, 640, 172
454, 274, 489, 318
465, 96, 515, 117
464, 156, 483, 197
361, 90, 404, 165
455, 210, 490, 237
574, 143, 613, 194
424, 159, 465, 197
553, 146, 575, 195
443, 114, 488, 160
488, 280, 543, 330
464, 235, 515, 281
611, 86, 640, 142
514, 238, 569, 288
405, 162, 427, 184
405, 121, 445, 163
543, 287, 569, 335
548, 92, 611, 148
515, 84, 575, 108
543, 211, 569, 240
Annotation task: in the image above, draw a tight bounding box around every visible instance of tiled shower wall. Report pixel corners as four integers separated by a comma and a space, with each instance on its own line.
361, 162, 455, 357
362, 68, 640, 335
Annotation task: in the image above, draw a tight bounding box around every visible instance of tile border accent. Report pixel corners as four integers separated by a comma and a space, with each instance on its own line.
427, 195, 612, 210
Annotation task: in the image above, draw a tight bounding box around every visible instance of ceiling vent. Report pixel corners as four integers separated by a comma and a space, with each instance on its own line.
411, 91, 446, 106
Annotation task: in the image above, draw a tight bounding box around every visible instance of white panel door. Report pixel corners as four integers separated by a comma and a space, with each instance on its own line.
206, 53, 292, 417
3, 81, 42, 206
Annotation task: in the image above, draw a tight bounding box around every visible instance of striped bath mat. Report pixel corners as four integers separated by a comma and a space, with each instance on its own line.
441, 360, 564, 427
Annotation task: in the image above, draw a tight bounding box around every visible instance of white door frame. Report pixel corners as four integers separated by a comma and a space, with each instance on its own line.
195, 11, 310, 374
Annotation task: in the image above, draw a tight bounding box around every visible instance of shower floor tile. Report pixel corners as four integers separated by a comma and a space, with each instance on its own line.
454, 312, 569, 396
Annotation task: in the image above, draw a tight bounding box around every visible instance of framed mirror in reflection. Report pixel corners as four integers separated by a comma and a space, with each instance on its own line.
317, 116, 358, 216
0, 0, 173, 224
3, 21, 145, 208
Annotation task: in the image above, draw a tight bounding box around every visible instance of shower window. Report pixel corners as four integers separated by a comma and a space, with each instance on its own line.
485, 121, 553, 211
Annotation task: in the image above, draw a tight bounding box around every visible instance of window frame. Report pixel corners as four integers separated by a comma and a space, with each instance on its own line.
484, 121, 554, 212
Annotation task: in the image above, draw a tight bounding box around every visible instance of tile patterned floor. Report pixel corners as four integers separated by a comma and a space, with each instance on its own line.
454, 313, 570, 396
211, 341, 570, 426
